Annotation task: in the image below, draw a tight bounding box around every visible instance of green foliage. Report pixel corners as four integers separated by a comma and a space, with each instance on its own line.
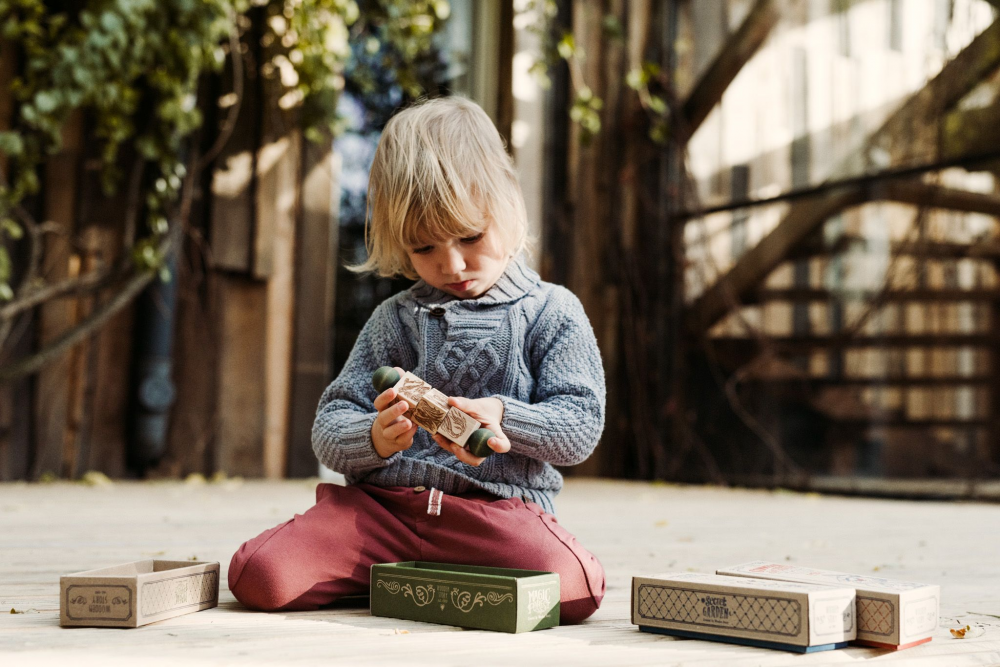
519, 2, 672, 147
345, 0, 450, 102
262, 0, 358, 140
0, 0, 239, 295
601, 14, 624, 42
0, 0, 448, 300
625, 61, 670, 144
569, 85, 602, 144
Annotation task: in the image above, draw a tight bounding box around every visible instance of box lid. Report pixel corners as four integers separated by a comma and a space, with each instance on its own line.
718, 561, 935, 594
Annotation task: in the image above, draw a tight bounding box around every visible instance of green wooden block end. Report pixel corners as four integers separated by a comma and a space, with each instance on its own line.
372, 366, 401, 394
467, 429, 496, 458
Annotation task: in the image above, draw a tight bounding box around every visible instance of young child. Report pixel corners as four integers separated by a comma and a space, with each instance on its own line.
228, 97, 606, 624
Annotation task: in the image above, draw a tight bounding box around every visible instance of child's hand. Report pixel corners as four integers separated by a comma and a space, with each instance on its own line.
371, 367, 418, 458
432, 396, 511, 466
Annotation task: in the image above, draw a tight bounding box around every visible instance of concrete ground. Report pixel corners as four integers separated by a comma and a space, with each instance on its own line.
2, 478, 999, 665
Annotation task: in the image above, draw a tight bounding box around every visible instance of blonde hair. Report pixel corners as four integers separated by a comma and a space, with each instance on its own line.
348, 96, 529, 280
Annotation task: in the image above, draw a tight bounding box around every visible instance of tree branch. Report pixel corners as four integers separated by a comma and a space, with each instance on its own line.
197, 11, 244, 171
0, 232, 175, 383
0, 263, 121, 320
0, 142, 199, 383
0, 201, 48, 349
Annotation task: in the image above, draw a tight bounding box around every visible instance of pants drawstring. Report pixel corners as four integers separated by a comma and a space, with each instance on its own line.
427, 488, 443, 516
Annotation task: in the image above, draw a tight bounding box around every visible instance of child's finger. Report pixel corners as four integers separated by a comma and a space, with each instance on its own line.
377, 400, 408, 428
487, 434, 511, 454
373, 388, 397, 411
446, 395, 475, 415
393, 423, 418, 448
433, 433, 486, 467
384, 417, 413, 440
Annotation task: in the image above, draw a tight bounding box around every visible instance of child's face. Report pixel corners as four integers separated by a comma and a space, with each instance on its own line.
406, 223, 510, 299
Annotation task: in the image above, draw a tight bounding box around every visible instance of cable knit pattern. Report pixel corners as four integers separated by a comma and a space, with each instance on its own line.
311, 256, 606, 514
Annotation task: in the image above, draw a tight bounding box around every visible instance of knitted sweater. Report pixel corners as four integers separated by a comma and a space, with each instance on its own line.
311, 257, 606, 514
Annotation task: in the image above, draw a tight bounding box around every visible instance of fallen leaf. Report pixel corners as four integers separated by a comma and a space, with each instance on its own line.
394, 629, 410, 634
79, 471, 113, 487
952, 624, 986, 639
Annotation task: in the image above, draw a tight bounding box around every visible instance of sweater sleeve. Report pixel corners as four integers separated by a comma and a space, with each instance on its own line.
311, 298, 416, 476
494, 288, 606, 466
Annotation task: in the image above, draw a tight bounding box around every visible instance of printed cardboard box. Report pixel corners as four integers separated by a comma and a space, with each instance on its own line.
717, 561, 939, 649
370, 561, 559, 633
632, 572, 856, 653
60, 560, 219, 628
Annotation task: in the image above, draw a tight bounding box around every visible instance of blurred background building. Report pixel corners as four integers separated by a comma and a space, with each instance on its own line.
1, 0, 998, 498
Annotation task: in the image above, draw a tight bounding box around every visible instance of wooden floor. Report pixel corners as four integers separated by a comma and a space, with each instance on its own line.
3, 478, 1000, 665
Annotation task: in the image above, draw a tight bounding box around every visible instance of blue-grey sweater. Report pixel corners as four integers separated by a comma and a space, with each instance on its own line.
312, 257, 606, 514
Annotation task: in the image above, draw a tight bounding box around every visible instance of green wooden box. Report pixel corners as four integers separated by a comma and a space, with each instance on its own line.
370, 561, 560, 633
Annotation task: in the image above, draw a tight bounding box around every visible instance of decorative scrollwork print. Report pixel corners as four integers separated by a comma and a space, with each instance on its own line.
397, 583, 435, 607
485, 591, 514, 606
451, 589, 486, 612
375, 580, 401, 595
376, 581, 435, 607
407, 584, 436, 607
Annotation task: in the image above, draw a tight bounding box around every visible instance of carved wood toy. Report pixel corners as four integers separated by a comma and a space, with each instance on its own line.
372, 367, 496, 458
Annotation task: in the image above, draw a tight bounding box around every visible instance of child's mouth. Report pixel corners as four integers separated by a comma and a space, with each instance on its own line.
445, 280, 474, 292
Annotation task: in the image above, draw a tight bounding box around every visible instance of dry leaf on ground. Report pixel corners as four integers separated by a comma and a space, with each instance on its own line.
951, 625, 986, 639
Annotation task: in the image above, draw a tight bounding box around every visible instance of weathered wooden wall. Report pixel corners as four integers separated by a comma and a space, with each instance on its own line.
542, 0, 666, 480
0, 20, 340, 481
158, 27, 339, 481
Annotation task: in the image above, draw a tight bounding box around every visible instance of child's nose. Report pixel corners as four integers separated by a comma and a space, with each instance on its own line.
441, 246, 466, 275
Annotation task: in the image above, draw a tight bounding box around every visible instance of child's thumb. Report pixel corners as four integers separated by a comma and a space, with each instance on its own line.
447, 396, 477, 417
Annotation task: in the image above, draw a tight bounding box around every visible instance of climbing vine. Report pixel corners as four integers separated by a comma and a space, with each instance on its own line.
517, 0, 670, 145
0, 0, 448, 376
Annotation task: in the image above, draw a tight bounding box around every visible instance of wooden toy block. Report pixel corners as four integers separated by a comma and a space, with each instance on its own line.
412, 388, 450, 434
438, 406, 481, 447
371, 367, 496, 458
394, 371, 431, 418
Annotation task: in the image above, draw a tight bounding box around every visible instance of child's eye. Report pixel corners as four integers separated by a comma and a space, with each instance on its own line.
460, 232, 485, 244
412, 245, 433, 254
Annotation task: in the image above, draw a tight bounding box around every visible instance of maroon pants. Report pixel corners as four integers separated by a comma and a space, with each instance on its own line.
228, 483, 605, 624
